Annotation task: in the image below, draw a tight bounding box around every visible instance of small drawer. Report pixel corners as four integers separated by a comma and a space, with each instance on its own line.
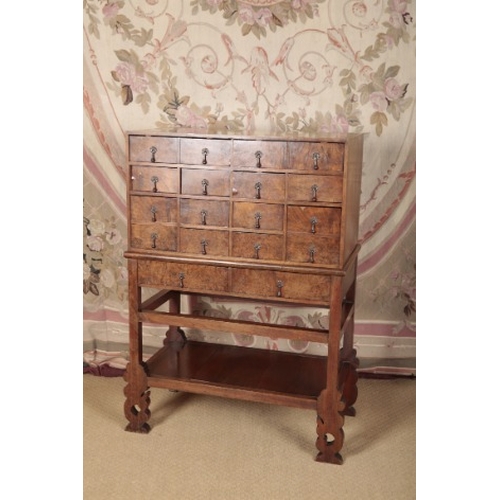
288, 141, 344, 172
231, 172, 285, 201
180, 199, 229, 227
180, 138, 231, 165
231, 232, 284, 261
287, 206, 341, 236
131, 166, 178, 194
129, 135, 178, 163
130, 196, 178, 224
287, 174, 343, 203
286, 235, 340, 266
230, 268, 331, 304
179, 228, 229, 257
130, 224, 177, 252
181, 168, 230, 197
232, 140, 286, 169
232, 202, 284, 231
138, 261, 229, 293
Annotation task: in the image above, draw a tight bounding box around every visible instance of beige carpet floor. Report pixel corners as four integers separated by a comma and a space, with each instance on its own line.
84, 374, 416, 499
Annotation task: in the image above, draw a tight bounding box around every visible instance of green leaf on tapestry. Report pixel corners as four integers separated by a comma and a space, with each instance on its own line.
384, 65, 400, 79
115, 50, 131, 63
242, 23, 252, 36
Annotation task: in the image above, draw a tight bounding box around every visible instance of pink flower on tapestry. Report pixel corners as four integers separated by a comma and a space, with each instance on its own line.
175, 105, 207, 128
113, 62, 148, 93
370, 91, 388, 112
384, 77, 405, 100
238, 5, 256, 24
201, 55, 217, 74
390, 0, 408, 14
320, 113, 349, 134
254, 8, 273, 27
106, 229, 122, 245
102, 2, 120, 18
87, 235, 104, 252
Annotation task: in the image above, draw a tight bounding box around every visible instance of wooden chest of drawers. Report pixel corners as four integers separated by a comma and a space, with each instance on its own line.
123, 128, 364, 464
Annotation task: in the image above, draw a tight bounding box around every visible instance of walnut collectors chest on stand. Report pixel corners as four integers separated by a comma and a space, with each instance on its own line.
123, 128, 364, 464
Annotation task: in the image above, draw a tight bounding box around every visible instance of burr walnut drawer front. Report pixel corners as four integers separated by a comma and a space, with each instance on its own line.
129, 136, 179, 164
286, 235, 340, 266
130, 196, 178, 224
287, 174, 343, 203
130, 224, 177, 252
287, 206, 341, 236
137, 261, 229, 292
181, 168, 230, 197
231, 232, 284, 261
179, 199, 229, 227
232, 140, 287, 169
179, 228, 229, 257
231, 172, 286, 201
230, 268, 331, 304
288, 142, 344, 172
131, 166, 178, 194
180, 138, 232, 166
232, 202, 284, 231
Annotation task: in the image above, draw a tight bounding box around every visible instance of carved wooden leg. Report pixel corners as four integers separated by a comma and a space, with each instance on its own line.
339, 347, 360, 417
123, 361, 151, 433
315, 388, 346, 464
164, 291, 187, 346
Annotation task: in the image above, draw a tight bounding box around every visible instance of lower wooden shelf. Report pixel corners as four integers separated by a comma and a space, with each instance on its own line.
145, 341, 327, 410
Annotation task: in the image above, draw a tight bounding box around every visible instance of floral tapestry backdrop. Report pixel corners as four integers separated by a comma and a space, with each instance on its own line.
83, 0, 416, 375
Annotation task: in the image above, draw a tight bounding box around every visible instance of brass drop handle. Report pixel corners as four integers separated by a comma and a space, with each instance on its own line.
201, 179, 209, 195
255, 151, 262, 168
150, 146, 157, 163
276, 280, 284, 297
255, 182, 262, 199
312, 152, 320, 170
254, 212, 262, 229
309, 245, 316, 263
202, 148, 209, 165
311, 184, 318, 202
201, 210, 207, 225
201, 239, 208, 255
310, 216, 317, 233
151, 205, 157, 222
253, 243, 261, 259
178, 273, 185, 288
151, 232, 158, 249
151, 176, 159, 193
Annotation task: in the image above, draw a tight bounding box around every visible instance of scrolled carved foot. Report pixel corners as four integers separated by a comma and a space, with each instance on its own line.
315, 389, 345, 465
123, 362, 151, 433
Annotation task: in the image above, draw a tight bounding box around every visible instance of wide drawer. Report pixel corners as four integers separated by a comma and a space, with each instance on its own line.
130, 196, 178, 224
129, 136, 179, 163
179, 199, 229, 227
230, 268, 331, 303
179, 228, 229, 257
181, 168, 230, 197
288, 141, 344, 172
131, 166, 178, 194
130, 224, 177, 251
287, 206, 341, 236
232, 140, 286, 169
286, 235, 340, 266
180, 138, 231, 166
231, 232, 284, 261
232, 202, 284, 231
138, 261, 229, 292
287, 174, 343, 203
231, 171, 285, 201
